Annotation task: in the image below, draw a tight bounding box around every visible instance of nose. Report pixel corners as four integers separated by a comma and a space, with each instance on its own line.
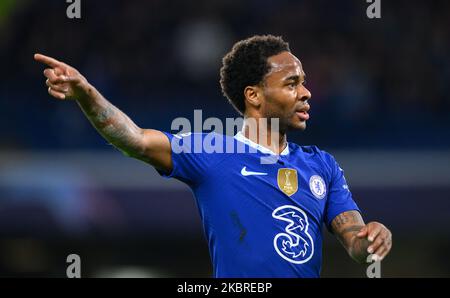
298, 85, 311, 102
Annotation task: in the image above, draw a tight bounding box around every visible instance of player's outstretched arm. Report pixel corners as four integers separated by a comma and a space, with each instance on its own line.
331, 211, 392, 264
34, 53, 172, 173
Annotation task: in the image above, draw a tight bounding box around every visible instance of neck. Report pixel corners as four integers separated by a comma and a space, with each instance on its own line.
241, 116, 287, 155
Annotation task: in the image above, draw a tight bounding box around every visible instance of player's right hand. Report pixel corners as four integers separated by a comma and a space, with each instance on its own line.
34, 53, 89, 100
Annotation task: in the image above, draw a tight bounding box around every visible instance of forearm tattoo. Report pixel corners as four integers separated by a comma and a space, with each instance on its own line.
340, 225, 365, 235
77, 93, 144, 157
331, 211, 370, 263
332, 211, 361, 229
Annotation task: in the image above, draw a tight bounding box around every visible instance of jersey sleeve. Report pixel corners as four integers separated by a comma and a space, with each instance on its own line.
322, 151, 361, 232
157, 132, 224, 186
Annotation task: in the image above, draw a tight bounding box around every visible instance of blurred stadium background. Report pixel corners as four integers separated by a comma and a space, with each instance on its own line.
1, 0, 449, 277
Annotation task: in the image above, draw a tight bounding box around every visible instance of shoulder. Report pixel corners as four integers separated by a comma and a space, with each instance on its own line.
290, 143, 334, 160
169, 131, 225, 145
172, 132, 228, 140
290, 143, 338, 174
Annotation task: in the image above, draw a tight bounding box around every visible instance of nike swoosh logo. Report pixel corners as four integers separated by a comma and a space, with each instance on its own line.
241, 166, 268, 176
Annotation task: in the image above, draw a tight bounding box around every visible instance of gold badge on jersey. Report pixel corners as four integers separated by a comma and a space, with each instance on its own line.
277, 168, 298, 196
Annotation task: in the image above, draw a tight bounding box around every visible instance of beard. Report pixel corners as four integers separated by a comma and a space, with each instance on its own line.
285, 111, 308, 131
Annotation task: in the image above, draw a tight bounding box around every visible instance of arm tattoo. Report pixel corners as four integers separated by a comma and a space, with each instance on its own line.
340, 225, 365, 235
76, 89, 145, 159
332, 211, 361, 231
331, 211, 369, 264
97, 105, 116, 122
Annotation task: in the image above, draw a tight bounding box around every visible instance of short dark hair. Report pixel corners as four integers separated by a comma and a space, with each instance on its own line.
220, 35, 290, 115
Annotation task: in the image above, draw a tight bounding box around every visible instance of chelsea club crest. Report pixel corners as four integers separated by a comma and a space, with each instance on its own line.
309, 175, 326, 199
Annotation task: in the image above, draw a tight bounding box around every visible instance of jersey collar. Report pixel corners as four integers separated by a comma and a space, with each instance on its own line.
234, 131, 290, 156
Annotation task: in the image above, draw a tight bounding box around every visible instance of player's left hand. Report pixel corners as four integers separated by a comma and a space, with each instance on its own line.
357, 222, 392, 262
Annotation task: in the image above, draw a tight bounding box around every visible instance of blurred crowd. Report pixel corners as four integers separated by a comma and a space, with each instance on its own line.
0, 0, 449, 150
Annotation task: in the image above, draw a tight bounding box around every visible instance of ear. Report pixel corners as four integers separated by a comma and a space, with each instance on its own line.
244, 85, 262, 108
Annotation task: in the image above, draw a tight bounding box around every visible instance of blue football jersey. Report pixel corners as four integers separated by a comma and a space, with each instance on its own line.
158, 131, 360, 277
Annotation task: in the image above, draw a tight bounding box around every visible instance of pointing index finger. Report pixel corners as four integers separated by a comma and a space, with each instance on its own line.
34, 53, 62, 68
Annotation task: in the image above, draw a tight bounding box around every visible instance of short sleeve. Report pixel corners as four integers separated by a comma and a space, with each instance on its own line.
322, 151, 361, 231
158, 132, 224, 186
